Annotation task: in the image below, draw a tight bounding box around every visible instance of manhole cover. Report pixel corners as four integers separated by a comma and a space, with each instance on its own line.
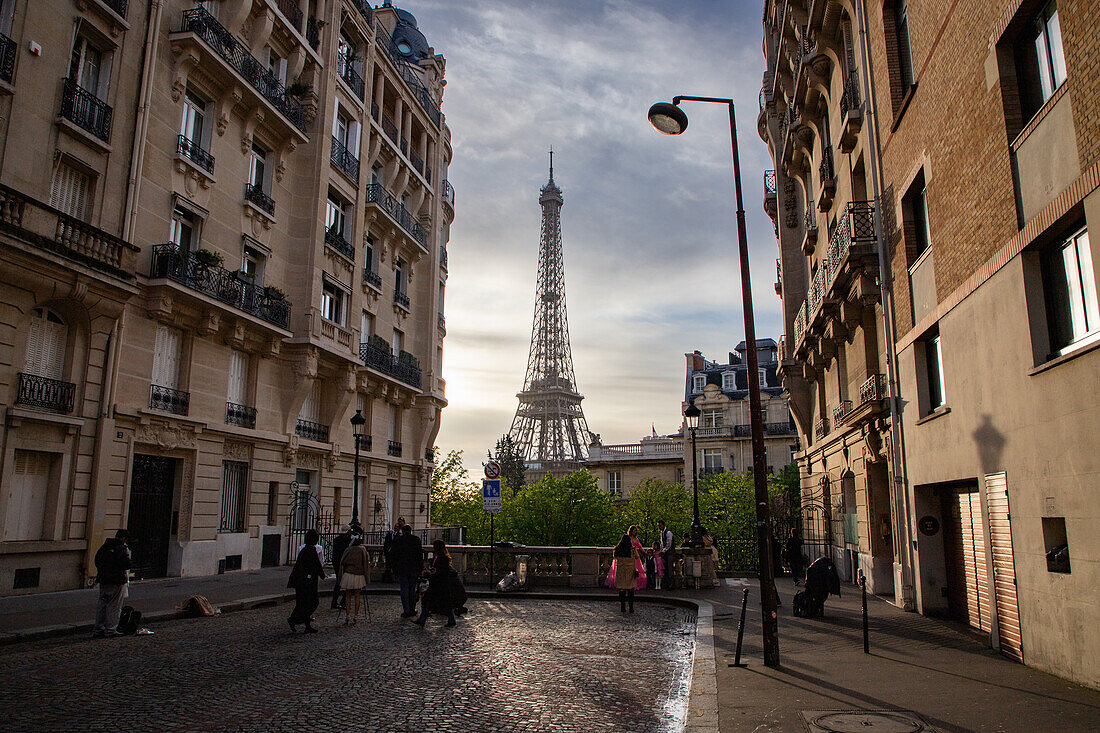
803, 710, 930, 733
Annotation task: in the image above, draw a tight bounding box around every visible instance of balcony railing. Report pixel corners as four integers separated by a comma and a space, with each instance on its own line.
0, 31, 16, 84
150, 384, 190, 415
388, 440, 403, 457
765, 421, 797, 435
363, 266, 382, 289
149, 244, 292, 329
793, 201, 877, 347
16, 373, 75, 414
859, 373, 887, 404
441, 179, 455, 207
437, 312, 445, 330
832, 400, 853, 426
276, 0, 303, 32
178, 7, 306, 132
394, 289, 410, 310
359, 340, 422, 389
0, 183, 139, 278
245, 182, 275, 215
380, 110, 399, 145
409, 147, 425, 176
365, 182, 427, 247
330, 135, 359, 183
381, 28, 442, 128
59, 78, 112, 142
104, 0, 129, 19
306, 16, 319, 50
337, 56, 365, 101
764, 170, 777, 197
356, 434, 372, 452
296, 419, 330, 442
819, 146, 835, 186
324, 227, 354, 260
226, 401, 257, 429
840, 75, 861, 115
440, 246, 448, 270
353, 1, 373, 26
370, 101, 380, 123
814, 418, 830, 441
177, 134, 214, 173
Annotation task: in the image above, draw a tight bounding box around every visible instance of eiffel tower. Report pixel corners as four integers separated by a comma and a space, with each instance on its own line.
509, 152, 592, 478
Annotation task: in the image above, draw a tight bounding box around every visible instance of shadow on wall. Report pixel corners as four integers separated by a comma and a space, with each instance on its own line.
972, 414, 1005, 476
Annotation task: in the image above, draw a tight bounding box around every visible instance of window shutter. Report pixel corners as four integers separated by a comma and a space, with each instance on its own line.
299, 381, 320, 422
153, 325, 181, 389
23, 314, 44, 374
50, 164, 91, 220
42, 317, 66, 380
227, 350, 247, 404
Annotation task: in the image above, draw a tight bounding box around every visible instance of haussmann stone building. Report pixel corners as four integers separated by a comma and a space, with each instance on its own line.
0, 0, 453, 594
760, 0, 1099, 688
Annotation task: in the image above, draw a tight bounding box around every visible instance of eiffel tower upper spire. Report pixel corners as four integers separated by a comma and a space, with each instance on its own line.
509, 154, 591, 475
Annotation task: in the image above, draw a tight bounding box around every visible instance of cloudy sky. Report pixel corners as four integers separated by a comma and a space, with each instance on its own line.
409, 1, 777, 474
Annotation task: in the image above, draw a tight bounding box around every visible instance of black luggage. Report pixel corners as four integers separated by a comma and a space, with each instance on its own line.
793, 590, 809, 617
118, 605, 142, 635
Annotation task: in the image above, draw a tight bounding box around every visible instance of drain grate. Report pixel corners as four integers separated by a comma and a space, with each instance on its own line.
801, 710, 938, 733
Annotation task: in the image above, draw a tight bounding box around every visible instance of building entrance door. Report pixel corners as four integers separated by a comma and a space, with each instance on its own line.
127, 455, 176, 580
942, 484, 991, 632
985, 472, 1023, 662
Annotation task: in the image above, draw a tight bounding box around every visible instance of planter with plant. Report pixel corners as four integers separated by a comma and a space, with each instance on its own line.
194, 248, 224, 268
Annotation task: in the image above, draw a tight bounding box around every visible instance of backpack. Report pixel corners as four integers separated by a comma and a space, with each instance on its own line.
118, 605, 142, 635
792, 591, 808, 618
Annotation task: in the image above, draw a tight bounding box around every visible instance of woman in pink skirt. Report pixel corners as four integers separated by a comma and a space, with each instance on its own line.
606, 525, 647, 598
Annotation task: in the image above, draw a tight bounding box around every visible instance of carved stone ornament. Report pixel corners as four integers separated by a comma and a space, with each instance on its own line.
327, 444, 341, 471
283, 434, 299, 466
224, 440, 251, 460
387, 465, 400, 479
298, 452, 322, 470
136, 424, 196, 452
293, 347, 319, 380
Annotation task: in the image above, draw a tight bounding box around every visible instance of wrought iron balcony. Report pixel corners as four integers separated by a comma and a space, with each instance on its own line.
775, 258, 782, 295
734, 424, 751, 438
440, 246, 448, 270
177, 134, 214, 173
370, 101, 380, 123
245, 182, 275, 215
276, 0, 302, 32
437, 312, 445, 330
356, 434, 372, 452
840, 75, 861, 116
387, 440, 403, 457
833, 400, 853, 426
764, 170, 777, 197
426, 446, 435, 461
365, 182, 427, 248
819, 146, 835, 186
226, 401, 257, 429
60, 77, 112, 142
359, 339, 422, 389
859, 373, 887, 404
353, 1, 373, 26
814, 418, 830, 441
409, 147, 425, 176
104, 0, 128, 19
363, 266, 382, 290
325, 227, 354, 260
382, 38, 442, 128
177, 7, 305, 132
765, 421, 797, 436
330, 136, 359, 183
149, 244, 292, 329
16, 373, 75, 414
337, 56, 365, 101
150, 384, 190, 415
394, 289, 410, 310
0, 183, 139, 278
441, 179, 455, 207
0, 31, 15, 84
296, 419, 330, 442
306, 17, 319, 50
380, 110, 399, 145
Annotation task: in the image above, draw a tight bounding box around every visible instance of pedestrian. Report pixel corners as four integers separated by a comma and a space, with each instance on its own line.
382, 517, 404, 582
613, 527, 641, 613
649, 541, 665, 590
785, 527, 805, 586
92, 529, 131, 638
288, 529, 326, 633
700, 529, 720, 588
657, 519, 674, 589
415, 539, 457, 628
330, 525, 353, 610
338, 537, 369, 625
392, 524, 424, 618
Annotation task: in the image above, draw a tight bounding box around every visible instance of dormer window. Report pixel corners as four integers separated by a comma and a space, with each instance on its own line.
721, 371, 736, 391
692, 374, 705, 392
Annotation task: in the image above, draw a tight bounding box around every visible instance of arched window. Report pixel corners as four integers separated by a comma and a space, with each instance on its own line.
25, 308, 66, 380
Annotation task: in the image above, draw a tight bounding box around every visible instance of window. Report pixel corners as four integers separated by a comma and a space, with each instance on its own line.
199, 1, 220, 19
326, 194, 349, 239
607, 471, 622, 496
702, 449, 722, 473
249, 142, 269, 192
242, 244, 265, 283
25, 308, 66, 380
371, 165, 382, 185
0, 0, 15, 36
1017, 1, 1066, 117
921, 331, 946, 413
1042, 227, 1098, 355
692, 373, 705, 392
227, 350, 248, 406
266, 47, 286, 85
903, 173, 932, 262
180, 89, 208, 148
152, 325, 183, 390
361, 311, 374, 341
395, 257, 407, 296
170, 206, 199, 253
68, 34, 109, 98
299, 381, 321, 424
894, 0, 915, 89
219, 460, 248, 533
321, 277, 347, 325
393, 328, 404, 355
50, 162, 93, 220
721, 371, 736, 391
702, 409, 723, 428
758, 368, 768, 387
365, 236, 377, 274
389, 404, 401, 442
3, 450, 53, 541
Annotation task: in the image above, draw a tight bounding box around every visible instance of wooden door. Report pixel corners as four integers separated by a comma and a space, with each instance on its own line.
943, 487, 991, 632
986, 472, 1023, 662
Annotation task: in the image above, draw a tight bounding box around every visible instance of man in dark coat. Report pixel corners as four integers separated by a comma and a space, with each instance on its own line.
804, 556, 841, 617
330, 526, 353, 609
288, 529, 326, 633
92, 529, 131, 638
392, 524, 424, 617
382, 517, 405, 582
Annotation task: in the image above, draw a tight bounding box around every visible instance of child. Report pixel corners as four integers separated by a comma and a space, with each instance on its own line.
645, 544, 657, 590
651, 541, 665, 590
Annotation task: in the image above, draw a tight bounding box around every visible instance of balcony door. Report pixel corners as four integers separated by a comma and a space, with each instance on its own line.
25, 308, 66, 380
227, 350, 247, 406
152, 325, 182, 390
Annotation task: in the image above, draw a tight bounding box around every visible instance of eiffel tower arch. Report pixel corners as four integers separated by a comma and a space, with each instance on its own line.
509, 153, 592, 480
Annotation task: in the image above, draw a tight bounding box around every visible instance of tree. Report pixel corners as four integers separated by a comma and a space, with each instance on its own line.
429, 449, 491, 541
488, 434, 527, 495
500, 470, 619, 546
616, 479, 691, 547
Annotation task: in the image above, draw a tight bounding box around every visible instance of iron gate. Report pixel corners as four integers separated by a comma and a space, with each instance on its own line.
127, 455, 175, 580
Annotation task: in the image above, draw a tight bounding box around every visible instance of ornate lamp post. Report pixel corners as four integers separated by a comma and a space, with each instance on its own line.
684, 403, 702, 545
649, 95, 780, 669
350, 409, 366, 535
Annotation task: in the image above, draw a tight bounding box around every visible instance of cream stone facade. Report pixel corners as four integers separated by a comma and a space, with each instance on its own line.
585, 433, 683, 499
761, 0, 1100, 688
0, 0, 451, 594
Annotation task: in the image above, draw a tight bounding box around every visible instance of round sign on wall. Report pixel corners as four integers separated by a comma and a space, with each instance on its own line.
484, 460, 501, 479
918, 515, 940, 536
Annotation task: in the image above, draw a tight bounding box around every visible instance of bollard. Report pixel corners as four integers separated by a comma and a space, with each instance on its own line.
732, 587, 750, 667
860, 572, 869, 654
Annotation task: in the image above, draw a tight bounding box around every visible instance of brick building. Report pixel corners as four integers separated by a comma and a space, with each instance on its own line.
761, 0, 1099, 687
0, 1, 452, 593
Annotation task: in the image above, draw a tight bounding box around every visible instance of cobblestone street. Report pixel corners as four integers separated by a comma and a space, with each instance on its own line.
0, 598, 696, 732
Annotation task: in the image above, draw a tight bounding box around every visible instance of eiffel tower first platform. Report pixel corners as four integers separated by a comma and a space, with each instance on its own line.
508, 153, 592, 480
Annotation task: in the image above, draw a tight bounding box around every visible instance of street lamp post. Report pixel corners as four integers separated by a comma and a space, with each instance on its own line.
649, 95, 781, 669
350, 409, 366, 535
684, 403, 702, 545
